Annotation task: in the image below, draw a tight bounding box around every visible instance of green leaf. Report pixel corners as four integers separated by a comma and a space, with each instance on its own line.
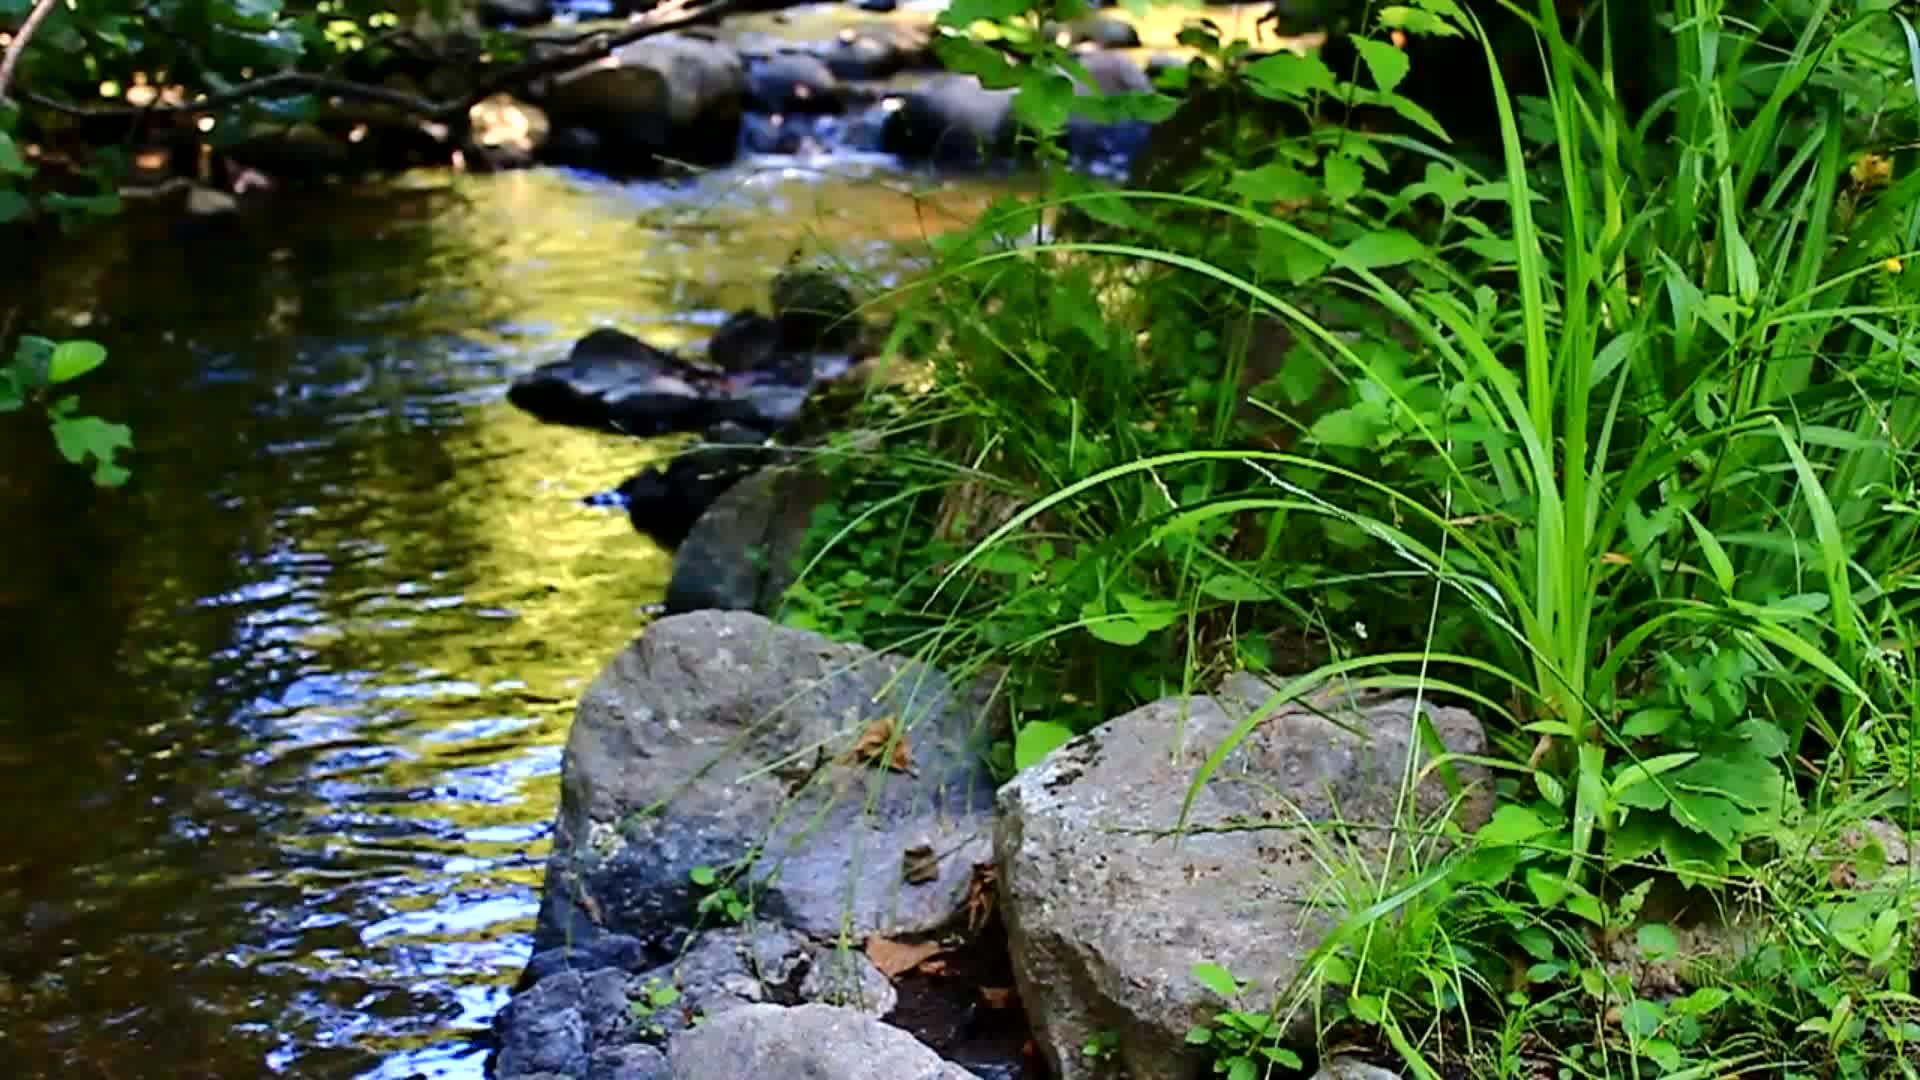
1670, 752, 1785, 812
1228, 164, 1317, 204
1200, 574, 1276, 602
1191, 962, 1240, 999
1666, 790, 1742, 850
1336, 229, 1427, 270
1372, 90, 1448, 140
1682, 509, 1735, 595
1243, 52, 1335, 99
1636, 923, 1680, 961
1014, 721, 1075, 771
1621, 707, 1680, 738
939, 0, 1030, 25
47, 341, 107, 384
1013, 72, 1076, 136
1227, 1058, 1256, 1080
1324, 153, 1364, 204
1310, 403, 1389, 449
1184, 1026, 1213, 1045
0, 131, 31, 176
1352, 36, 1411, 92
0, 189, 30, 224
1476, 803, 1551, 846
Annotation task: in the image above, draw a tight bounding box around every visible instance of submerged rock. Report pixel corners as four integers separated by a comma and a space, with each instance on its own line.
668, 1003, 980, 1079
996, 676, 1493, 1080
531, 611, 1000, 955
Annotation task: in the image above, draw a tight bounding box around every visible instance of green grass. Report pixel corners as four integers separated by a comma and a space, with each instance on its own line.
772, 0, 1920, 1075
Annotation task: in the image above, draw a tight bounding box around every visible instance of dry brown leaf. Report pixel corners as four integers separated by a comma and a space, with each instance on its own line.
978, 986, 1018, 1010
901, 843, 940, 885
915, 957, 949, 976
838, 714, 913, 772
865, 934, 945, 977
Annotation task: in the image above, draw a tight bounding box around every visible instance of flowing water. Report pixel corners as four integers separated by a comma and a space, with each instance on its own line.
0, 161, 1003, 1079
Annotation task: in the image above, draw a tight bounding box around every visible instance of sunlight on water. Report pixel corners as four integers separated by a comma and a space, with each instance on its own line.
0, 162, 1004, 1079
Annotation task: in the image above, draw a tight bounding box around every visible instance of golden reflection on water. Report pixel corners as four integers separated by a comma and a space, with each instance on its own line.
0, 161, 1016, 1079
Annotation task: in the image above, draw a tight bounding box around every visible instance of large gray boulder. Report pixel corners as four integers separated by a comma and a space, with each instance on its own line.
996, 676, 1494, 1080
668, 1003, 981, 1080
538, 34, 746, 169
533, 611, 1000, 955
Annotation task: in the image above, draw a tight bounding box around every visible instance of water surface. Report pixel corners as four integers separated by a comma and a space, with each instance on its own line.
0, 160, 999, 1079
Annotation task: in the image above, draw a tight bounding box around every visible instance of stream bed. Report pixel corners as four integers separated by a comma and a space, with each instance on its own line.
0, 160, 1001, 1079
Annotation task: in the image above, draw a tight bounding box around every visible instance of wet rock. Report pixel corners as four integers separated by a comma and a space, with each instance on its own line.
801, 943, 898, 1016
466, 93, 551, 170
1314, 1060, 1403, 1080
1045, 14, 1142, 49
820, 22, 934, 80
707, 310, 812, 382
225, 122, 354, 184
771, 262, 862, 352
856, 0, 898, 11
617, 421, 779, 549
506, 328, 713, 437
745, 52, 843, 115
1071, 50, 1152, 96
531, 611, 1000, 955
667, 1003, 981, 1080
480, 0, 553, 27
537, 34, 746, 171
662, 463, 830, 615
997, 676, 1494, 1080
522, 932, 650, 988
588, 1044, 670, 1080
880, 75, 1017, 166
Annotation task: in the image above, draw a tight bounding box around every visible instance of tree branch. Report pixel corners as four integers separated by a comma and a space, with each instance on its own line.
0, 0, 63, 105
10, 0, 736, 123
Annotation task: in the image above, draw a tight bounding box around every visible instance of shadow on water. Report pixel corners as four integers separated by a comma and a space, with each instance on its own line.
0, 160, 1004, 1078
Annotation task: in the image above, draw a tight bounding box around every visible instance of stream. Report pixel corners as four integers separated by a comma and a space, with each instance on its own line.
0, 160, 1003, 1079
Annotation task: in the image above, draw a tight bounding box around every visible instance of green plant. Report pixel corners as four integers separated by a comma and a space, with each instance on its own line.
688, 863, 750, 925
1185, 962, 1305, 1079
3, 332, 131, 486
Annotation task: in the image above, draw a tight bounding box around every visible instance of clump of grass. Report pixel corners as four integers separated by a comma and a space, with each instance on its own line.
780, 0, 1920, 1074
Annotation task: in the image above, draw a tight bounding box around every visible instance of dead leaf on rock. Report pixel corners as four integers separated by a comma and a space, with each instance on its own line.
902, 843, 940, 884
964, 862, 998, 931
865, 934, 946, 977
839, 714, 913, 773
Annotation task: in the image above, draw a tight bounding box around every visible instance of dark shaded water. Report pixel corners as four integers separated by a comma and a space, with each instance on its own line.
0, 163, 998, 1078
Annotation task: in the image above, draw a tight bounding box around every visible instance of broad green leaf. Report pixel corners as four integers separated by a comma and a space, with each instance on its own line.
1013, 73, 1076, 136
1191, 962, 1240, 998
1610, 753, 1697, 801
1377, 6, 1464, 35
1352, 35, 1411, 92
939, 0, 1028, 24
1200, 575, 1276, 602
1014, 721, 1075, 770
48, 341, 107, 384
1243, 52, 1335, 99
1637, 923, 1680, 961
1671, 752, 1785, 812
50, 413, 130, 464
1337, 229, 1427, 270
1621, 707, 1680, 738
0, 132, 30, 176
1666, 790, 1742, 849
1732, 719, 1789, 759
1324, 153, 1364, 203
0, 189, 30, 224
1310, 403, 1390, 449
1228, 164, 1317, 204
1476, 803, 1551, 846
